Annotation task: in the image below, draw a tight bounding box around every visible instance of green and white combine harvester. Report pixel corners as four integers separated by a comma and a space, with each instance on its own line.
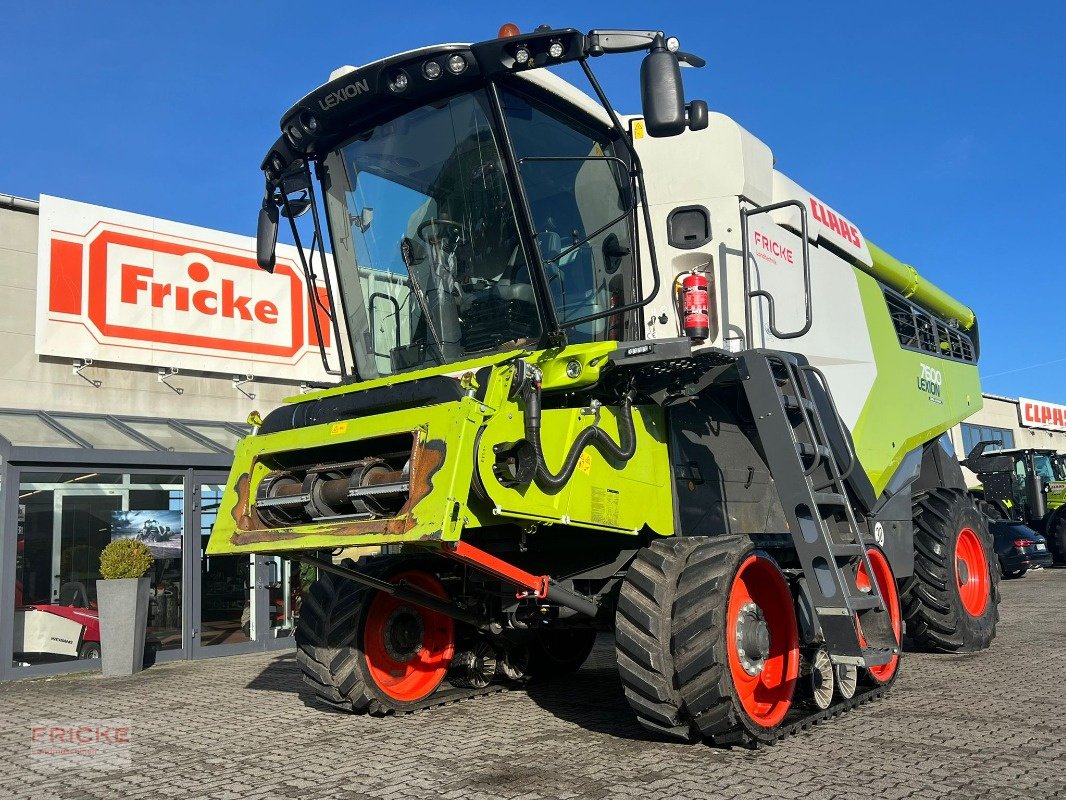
208, 25, 998, 744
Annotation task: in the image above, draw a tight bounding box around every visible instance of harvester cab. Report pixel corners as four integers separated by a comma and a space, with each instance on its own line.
964, 442, 1066, 561
209, 24, 999, 745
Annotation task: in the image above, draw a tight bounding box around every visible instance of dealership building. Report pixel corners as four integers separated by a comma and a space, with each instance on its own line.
1, 191, 1063, 681
950, 394, 1066, 478
0, 193, 339, 680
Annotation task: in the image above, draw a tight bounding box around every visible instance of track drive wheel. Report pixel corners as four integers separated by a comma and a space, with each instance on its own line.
855, 547, 902, 685
904, 489, 999, 652
295, 559, 456, 714
615, 536, 800, 746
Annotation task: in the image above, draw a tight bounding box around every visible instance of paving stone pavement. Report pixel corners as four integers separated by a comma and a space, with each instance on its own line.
2, 568, 1064, 800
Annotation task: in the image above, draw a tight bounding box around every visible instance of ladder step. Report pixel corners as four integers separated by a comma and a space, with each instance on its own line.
796, 442, 832, 461
847, 594, 884, 611
830, 543, 865, 558
812, 491, 847, 508
781, 393, 816, 414
861, 647, 897, 667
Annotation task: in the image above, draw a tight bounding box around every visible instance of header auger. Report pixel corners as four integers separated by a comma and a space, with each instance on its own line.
209, 23, 998, 745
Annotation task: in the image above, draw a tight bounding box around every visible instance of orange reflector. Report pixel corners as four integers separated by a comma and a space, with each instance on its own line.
498, 23, 520, 38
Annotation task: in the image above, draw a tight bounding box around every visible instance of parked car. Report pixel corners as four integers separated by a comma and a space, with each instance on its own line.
989, 520, 1053, 578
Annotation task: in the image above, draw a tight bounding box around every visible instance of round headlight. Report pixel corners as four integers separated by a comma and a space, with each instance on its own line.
666, 36, 680, 52
447, 54, 467, 74
548, 40, 564, 59
423, 60, 442, 79
300, 112, 319, 134
390, 71, 409, 93
514, 46, 531, 65
271, 155, 284, 173
287, 124, 303, 145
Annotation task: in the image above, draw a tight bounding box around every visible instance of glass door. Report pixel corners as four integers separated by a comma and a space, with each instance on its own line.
191, 476, 258, 657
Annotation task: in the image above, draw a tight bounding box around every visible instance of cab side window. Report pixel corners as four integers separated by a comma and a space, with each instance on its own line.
500, 88, 636, 342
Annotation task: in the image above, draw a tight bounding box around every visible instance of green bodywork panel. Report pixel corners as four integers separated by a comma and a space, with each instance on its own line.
206, 342, 674, 556
851, 270, 982, 495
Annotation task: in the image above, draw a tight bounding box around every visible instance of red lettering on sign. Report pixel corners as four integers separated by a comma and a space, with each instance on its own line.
87, 230, 305, 358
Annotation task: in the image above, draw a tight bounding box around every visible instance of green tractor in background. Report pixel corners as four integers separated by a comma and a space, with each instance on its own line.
963, 442, 1066, 562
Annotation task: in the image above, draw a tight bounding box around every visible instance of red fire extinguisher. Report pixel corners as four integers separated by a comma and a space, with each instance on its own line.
681, 271, 710, 340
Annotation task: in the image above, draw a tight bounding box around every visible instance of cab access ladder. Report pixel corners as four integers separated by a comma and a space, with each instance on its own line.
739, 350, 897, 667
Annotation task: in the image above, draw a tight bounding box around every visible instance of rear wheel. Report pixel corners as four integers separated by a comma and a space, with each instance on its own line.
78, 641, 101, 660
296, 559, 456, 714
615, 536, 800, 745
904, 489, 999, 652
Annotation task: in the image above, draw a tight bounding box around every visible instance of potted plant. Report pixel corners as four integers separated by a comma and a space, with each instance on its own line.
96, 539, 154, 676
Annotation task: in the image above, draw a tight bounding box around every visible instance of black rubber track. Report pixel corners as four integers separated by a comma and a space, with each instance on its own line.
616, 535, 796, 746
296, 557, 461, 715
614, 536, 709, 742
903, 488, 999, 652
672, 537, 802, 747
615, 536, 893, 747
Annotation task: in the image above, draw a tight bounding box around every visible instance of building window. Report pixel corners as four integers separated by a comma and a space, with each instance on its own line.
961, 423, 1015, 458
13, 472, 184, 668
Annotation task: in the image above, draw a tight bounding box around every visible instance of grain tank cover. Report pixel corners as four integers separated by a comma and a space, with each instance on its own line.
769, 172, 976, 330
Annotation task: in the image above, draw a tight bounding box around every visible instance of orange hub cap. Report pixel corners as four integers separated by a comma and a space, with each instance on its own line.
363, 571, 455, 702
955, 527, 990, 617
726, 555, 799, 728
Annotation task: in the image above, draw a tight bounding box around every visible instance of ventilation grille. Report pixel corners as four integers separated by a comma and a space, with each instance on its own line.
883, 287, 975, 363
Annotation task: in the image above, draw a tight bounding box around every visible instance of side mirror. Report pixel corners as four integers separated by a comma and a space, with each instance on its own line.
257, 202, 279, 272
640, 42, 686, 137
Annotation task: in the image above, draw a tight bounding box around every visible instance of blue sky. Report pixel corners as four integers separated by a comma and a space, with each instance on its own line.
3, 2, 1063, 400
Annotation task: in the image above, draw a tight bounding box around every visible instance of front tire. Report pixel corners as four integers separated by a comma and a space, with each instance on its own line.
904, 489, 999, 652
295, 559, 456, 714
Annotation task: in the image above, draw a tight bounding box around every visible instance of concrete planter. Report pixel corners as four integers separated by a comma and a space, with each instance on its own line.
96, 576, 151, 676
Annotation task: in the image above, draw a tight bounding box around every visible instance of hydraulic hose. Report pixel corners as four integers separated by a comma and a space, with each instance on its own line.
522, 382, 637, 492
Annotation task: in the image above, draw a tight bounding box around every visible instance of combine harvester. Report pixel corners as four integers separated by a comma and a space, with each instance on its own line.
208, 24, 997, 745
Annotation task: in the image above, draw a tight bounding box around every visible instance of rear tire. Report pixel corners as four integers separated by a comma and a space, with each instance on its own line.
615, 536, 800, 746
1002, 567, 1027, 579
1048, 512, 1066, 565
903, 489, 999, 652
295, 558, 456, 714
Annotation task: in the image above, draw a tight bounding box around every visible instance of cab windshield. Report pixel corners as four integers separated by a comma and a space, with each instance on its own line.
1033, 454, 1059, 483
322, 86, 635, 380
1054, 456, 1066, 481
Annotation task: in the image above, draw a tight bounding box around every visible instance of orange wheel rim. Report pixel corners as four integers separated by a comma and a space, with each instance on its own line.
955, 527, 989, 617
726, 555, 799, 728
363, 571, 454, 702
855, 548, 901, 683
